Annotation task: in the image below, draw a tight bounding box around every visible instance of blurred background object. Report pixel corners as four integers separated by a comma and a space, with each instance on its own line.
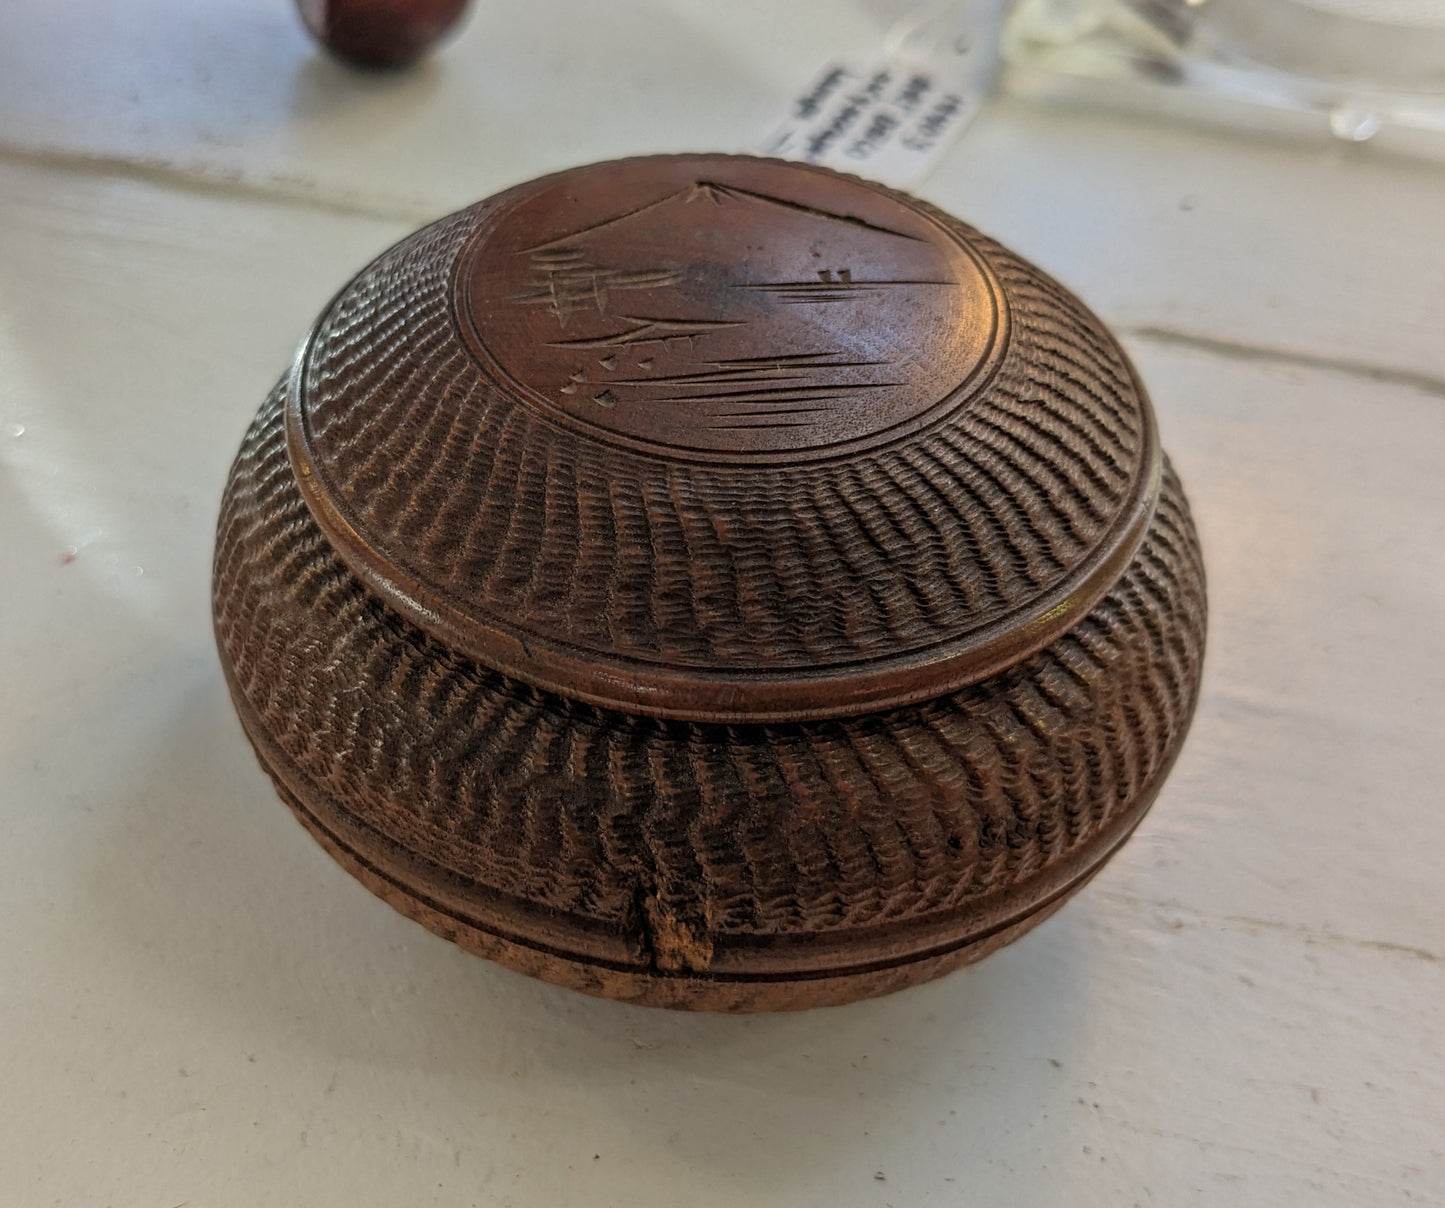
296, 0, 470, 68
1003, 0, 1445, 154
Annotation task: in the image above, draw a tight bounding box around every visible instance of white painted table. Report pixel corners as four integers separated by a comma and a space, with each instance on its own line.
2, 3, 1441, 1204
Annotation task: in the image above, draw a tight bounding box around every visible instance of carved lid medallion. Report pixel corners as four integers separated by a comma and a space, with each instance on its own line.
455, 159, 1003, 461
286, 155, 1160, 722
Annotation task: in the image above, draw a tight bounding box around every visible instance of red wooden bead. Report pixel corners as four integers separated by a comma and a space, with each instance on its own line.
296, 0, 470, 70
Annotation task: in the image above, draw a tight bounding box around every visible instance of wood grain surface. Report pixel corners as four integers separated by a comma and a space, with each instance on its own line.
214, 158, 1205, 1009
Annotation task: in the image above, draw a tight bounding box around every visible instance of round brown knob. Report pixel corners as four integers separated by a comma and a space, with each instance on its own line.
296, 0, 470, 70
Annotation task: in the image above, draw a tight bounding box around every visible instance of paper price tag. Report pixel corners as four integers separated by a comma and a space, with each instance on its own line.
758, 59, 975, 187
757, 2, 1002, 189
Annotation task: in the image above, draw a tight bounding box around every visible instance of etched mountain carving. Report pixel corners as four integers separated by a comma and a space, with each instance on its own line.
461, 165, 1001, 458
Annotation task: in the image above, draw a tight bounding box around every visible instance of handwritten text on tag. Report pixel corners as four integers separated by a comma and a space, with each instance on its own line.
759, 57, 981, 189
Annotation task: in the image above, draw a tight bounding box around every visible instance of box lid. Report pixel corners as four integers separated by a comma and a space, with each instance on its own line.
285, 154, 1159, 722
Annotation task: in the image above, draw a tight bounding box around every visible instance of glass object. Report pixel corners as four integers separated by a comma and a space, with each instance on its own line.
1003, 0, 1445, 154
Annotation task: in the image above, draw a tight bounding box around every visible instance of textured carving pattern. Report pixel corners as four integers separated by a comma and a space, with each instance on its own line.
292, 161, 1151, 717
215, 380, 1205, 1006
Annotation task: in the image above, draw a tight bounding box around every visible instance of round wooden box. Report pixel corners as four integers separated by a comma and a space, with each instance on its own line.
213, 155, 1206, 1011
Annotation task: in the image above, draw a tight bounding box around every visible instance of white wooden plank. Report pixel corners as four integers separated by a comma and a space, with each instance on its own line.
0, 152, 1441, 1206
929, 105, 1445, 388
0, 0, 1441, 380
0, 0, 876, 215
